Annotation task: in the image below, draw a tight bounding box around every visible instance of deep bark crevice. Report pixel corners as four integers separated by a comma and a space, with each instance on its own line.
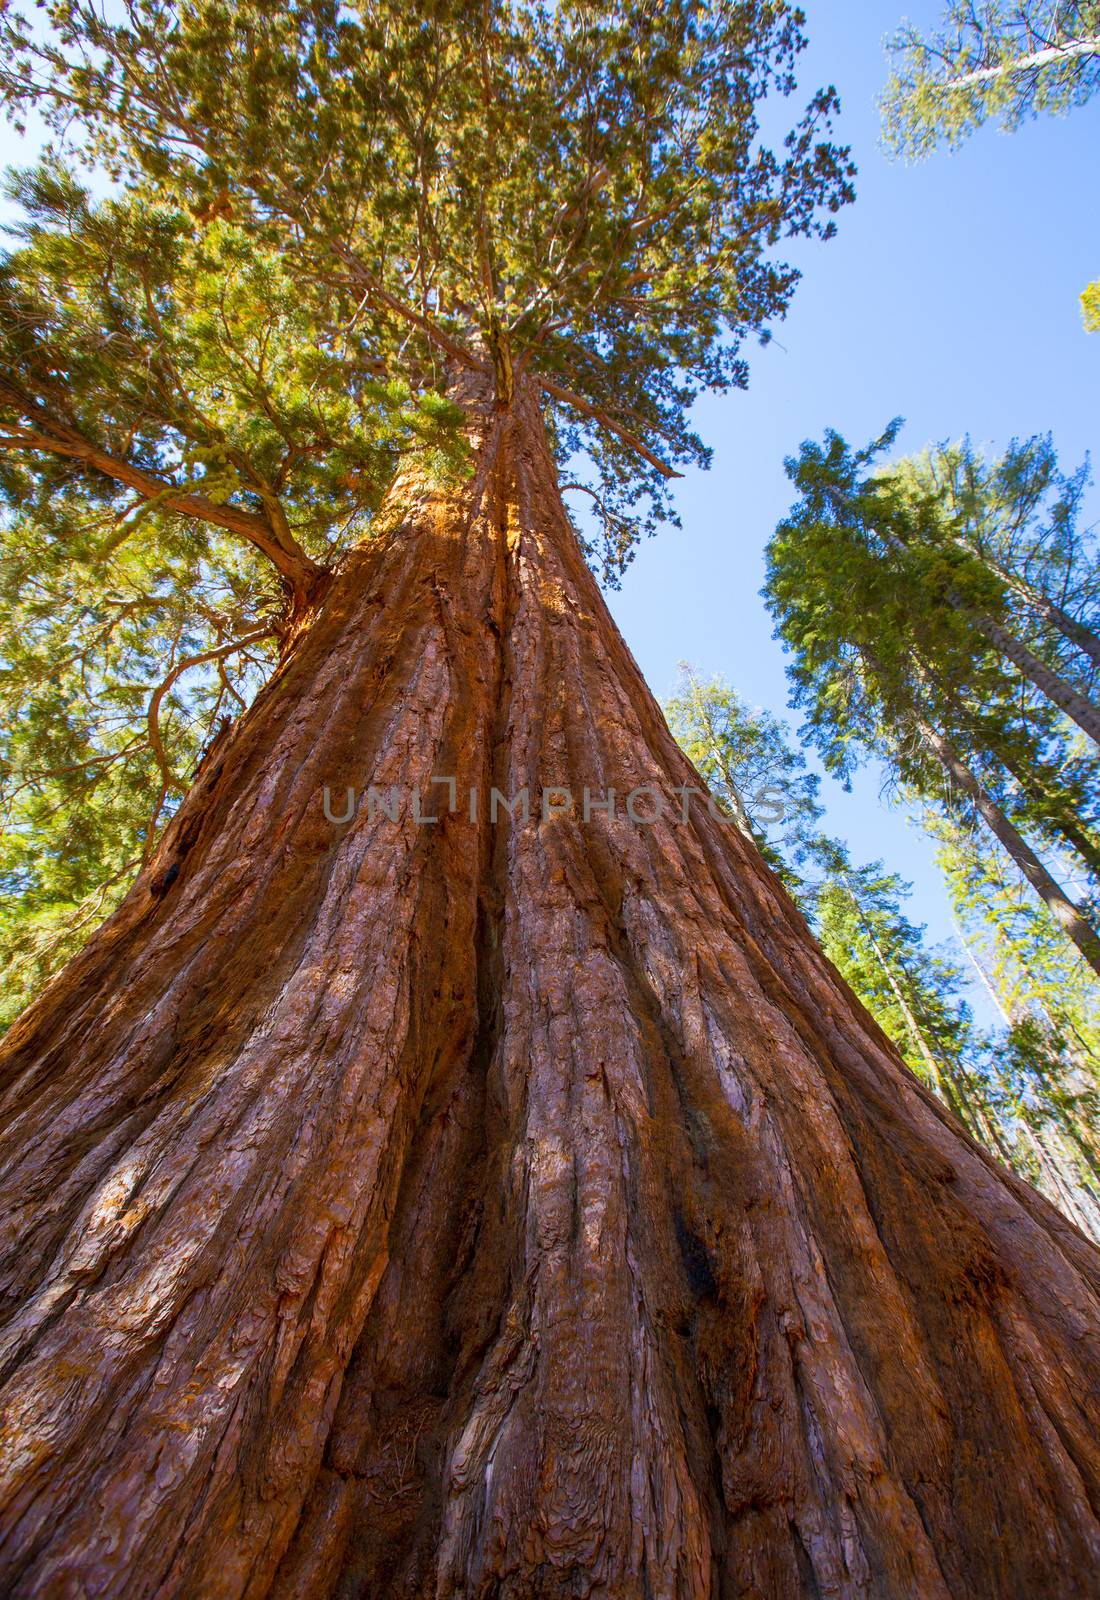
0, 382, 1098, 1597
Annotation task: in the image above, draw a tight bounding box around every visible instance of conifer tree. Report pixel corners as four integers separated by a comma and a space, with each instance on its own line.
806, 845, 998, 1132
882, 0, 1100, 157
936, 811, 1100, 1086
880, 1, 1100, 317
765, 423, 1100, 974
892, 435, 1100, 689
938, 816, 1100, 1229
663, 664, 823, 882
1, 7, 1100, 1597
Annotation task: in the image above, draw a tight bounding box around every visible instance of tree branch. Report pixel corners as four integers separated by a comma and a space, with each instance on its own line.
0, 377, 324, 602
329, 248, 487, 374
536, 374, 682, 478
940, 34, 1100, 90
143, 624, 274, 857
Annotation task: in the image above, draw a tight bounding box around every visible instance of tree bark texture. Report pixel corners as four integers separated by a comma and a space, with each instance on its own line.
1, 386, 1100, 1599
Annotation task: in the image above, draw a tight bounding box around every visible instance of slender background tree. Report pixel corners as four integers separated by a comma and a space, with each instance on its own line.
765, 423, 1100, 972
882, 0, 1100, 156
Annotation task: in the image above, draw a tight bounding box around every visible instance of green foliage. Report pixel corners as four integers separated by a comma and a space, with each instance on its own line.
891, 435, 1100, 657
1000, 1016, 1100, 1178
663, 664, 822, 884
934, 809, 1100, 1073
763, 423, 1100, 901
807, 841, 992, 1115
0, 153, 472, 1020
0, 1, 854, 1021
882, 1, 1100, 158
0, 0, 855, 578
934, 810, 1100, 1207
1, 163, 471, 566
0, 489, 277, 1028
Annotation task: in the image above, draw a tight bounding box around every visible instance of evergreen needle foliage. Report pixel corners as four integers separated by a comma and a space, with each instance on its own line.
882, 0, 1100, 158
0, 0, 855, 1022
764, 423, 1100, 975
880, 2, 1100, 320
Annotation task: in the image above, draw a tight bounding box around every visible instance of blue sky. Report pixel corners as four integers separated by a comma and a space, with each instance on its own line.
0, 2, 1096, 1024
605, 0, 1100, 1022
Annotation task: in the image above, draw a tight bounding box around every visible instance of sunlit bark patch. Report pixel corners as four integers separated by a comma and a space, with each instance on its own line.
0, 388, 1098, 1598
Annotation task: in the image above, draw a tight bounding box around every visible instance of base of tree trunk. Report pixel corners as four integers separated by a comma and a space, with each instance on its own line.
1, 389, 1099, 1598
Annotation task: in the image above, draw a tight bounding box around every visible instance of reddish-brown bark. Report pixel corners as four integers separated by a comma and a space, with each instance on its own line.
1, 384, 1099, 1598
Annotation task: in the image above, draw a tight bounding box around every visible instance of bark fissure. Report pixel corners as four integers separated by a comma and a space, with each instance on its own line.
0, 381, 1099, 1598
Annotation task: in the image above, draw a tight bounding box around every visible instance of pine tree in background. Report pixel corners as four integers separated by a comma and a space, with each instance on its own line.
880, 0, 1100, 320
939, 819, 1100, 1077
765, 423, 1100, 974
934, 809, 1100, 1222
882, 0, 1100, 158
662, 664, 824, 884
1000, 1018, 1100, 1238
891, 433, 1100, 877
891, 434, 1100, 695
805, 844, 1001, 1135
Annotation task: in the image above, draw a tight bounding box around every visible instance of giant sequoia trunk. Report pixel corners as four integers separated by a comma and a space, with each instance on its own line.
2, 384, 1100, 1599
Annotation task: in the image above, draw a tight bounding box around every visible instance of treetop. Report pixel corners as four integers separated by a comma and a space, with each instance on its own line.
1, 0, 854, 581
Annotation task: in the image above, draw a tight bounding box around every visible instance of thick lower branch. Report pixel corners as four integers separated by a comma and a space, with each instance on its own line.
0, 378, 324, 604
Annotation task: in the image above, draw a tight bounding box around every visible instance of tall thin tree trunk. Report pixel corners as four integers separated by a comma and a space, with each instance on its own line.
956, 936, 1100, 1186
990, 740, 1100, 877
942, 34, 1100, 90
848, 902, 972, 1123
854, 915, 1012, 1162
1054, 1105, 1100, 1188
990, 562, 1100, 675
957, 901, 1100, 1093
916, 713, 1100, 977
682, 670, 756, 838
970, 610, 1100, 746
841, 484, 1100, 745
1, 385, 1100, 1598
930, 675, 1100, 876
1023, 1125, 1100, 1247
1021, 1057, 1100, 1187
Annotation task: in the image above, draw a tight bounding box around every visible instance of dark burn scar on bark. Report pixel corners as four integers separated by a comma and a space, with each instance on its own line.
149, 812, 207, 898
674, 1211, 719, 1302
149, 861, 179, 898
